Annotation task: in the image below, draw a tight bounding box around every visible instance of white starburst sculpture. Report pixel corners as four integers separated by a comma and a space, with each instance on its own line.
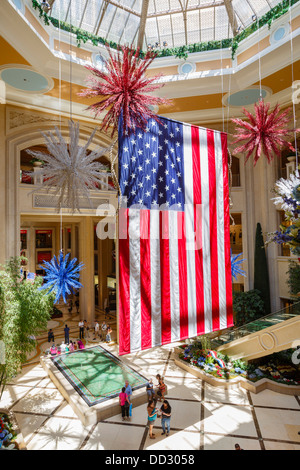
272, 172, 300, 215
27, 120, 112, 213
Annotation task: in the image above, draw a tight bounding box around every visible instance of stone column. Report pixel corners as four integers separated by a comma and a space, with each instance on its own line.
0, 105, 6, 265
243, 154, 280, 312
79, 216, 95, 323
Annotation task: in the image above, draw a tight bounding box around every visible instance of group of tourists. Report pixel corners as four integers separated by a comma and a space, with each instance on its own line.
47, 317, 113, 357
146, 374, 170, 439
78, 319, 112, 343
49, 339, 85, 356
93, 320, 113, 343
119, 374, 171, 439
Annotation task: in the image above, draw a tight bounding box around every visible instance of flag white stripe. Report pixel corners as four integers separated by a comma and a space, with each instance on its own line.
129, 209, 141, 353
183, 125, 197, 339
199, 128, 212, 333
150, 210, 161, 348
169, 210, 181, 342
214, 132, 227, 330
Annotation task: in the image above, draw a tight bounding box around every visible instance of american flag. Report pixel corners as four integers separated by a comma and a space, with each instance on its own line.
27, 272, 36, 282
118, 116, 233, 356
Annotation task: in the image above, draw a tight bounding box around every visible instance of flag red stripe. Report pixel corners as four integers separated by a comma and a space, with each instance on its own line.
177, 211, 189, 339
221, 133, 234, 326
118, 208, 131, 355
160, 210, 172, 345
207, 129, 220, 331
191, 125, 205, 335
140, 210, 152, 350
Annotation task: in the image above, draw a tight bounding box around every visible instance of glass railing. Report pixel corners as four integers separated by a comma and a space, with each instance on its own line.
211, 301, 300, 347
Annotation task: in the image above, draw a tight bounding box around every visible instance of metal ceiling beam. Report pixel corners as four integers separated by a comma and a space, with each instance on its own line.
94, 0, 110, 36
137, 0, 150, 50
223, 0, 239, 36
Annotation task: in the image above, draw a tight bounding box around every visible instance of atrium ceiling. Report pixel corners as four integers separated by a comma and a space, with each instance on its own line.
49, 0, 284, 50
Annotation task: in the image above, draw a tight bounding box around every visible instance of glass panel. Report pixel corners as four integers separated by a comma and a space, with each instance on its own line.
51, 0, 71, 22
214, 5, 229, 41
36, 230, 53, 249
211, 301, 300, 347
232, 0, 255, 26
200, 7, 215, 42
49, 0, 280, 48
81, 0, 103, 33
230, 213, 243, 255
187, 11, 200, 45
156, 15, 173, 48
172, 13, 185, 47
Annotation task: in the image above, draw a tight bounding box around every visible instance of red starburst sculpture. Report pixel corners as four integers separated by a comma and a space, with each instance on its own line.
232, 100, 298, 166
79, 45, 172, 137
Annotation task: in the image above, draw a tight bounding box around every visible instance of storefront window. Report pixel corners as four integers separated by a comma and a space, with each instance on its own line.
230, 213, 242, 255
36, 230, 53, 248
20, 230, 27, 250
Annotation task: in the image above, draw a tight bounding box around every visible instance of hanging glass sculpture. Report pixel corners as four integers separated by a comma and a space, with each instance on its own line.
267, 172, 300, 256
232, 100, 298, 166
231, 251, 246, 281
39, 251, 84, 304
79, 44, 172, 137
27, 120, 112, 213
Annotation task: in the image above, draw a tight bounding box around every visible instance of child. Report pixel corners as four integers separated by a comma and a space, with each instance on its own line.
106, 325, 112, 343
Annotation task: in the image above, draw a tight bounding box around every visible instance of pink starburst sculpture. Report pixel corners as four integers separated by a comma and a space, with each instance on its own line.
232, 100, 298, 166
79, 45, 172, 137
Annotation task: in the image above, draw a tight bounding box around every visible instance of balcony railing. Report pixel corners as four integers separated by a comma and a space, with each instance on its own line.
20, 169, 115, 191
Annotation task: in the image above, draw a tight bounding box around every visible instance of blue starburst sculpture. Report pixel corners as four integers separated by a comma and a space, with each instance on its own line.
231, 250, 246, 281
40, 251, 84, 304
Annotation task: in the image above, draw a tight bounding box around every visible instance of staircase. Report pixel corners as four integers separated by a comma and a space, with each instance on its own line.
210, 302, 300, 361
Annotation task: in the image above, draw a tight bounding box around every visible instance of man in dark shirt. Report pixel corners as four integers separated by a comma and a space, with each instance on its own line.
64, 324, 70, 344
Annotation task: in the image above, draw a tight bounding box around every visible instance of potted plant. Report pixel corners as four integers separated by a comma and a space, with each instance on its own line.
30, 157, 44, 167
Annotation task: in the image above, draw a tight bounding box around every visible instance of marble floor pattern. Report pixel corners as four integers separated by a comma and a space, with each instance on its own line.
1, 308, 300, 451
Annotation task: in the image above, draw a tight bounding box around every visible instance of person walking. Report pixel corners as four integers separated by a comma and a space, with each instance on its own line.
106, 324, 112, 343
48, 329, 54, 343
156, 374, 166, 402
146, 379, 156, 401
94, 321, 100, 340
75, 299, 79, 314
147, 400, 158, 439
124, 380, 132, 403
84, 320, 90, 339
119, 387, 130, 421
64, 324, 70, 344
101, 320, 107, 341
68, 299, 73, 315
159, 400, 172, 437
78, 320, 84, 339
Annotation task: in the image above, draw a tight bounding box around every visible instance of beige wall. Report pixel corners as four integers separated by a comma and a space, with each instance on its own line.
0, 104, 6, 265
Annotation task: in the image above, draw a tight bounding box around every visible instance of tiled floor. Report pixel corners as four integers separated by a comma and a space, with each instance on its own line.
2, 309, 300, 451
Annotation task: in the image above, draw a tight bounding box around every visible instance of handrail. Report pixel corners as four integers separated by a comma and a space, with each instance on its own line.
212, 301, 300, 346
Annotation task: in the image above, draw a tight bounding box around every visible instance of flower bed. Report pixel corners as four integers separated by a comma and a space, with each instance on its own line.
178, 342, 300, 386
178, 343, 247, 381
0, 412, 20, 450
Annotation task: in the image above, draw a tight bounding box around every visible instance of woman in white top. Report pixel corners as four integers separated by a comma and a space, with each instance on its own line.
94, 321, 100, 339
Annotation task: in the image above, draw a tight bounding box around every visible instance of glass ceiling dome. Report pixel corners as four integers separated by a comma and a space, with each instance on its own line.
50, 0, 284, 51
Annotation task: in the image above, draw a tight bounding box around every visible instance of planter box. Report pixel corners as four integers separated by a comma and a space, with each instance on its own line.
174, 352, 300, 396
0, 408, 27, 450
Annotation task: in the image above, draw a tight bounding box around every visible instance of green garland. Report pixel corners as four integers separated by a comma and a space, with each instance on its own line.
31, 0, 299, 60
